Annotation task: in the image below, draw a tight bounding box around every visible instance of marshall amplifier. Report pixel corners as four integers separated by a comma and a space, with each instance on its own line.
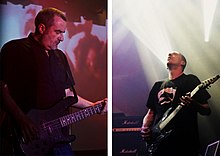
113, 113, 147, 156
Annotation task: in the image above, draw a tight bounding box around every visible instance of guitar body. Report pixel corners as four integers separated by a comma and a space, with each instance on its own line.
16, 96, 104, 156
145, 107, 173, 155
20, 129, 75, 156
18, 96, 76, 156
145, 128, 172, 155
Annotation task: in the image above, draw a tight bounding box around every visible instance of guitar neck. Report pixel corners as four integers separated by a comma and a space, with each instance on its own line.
159, 86, 199, 130
159, 105, 182, 130
59, 103, 103, 127
190, 86, 199, 97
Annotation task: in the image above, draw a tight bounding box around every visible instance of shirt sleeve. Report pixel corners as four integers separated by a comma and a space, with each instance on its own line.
187, 74, 211, 104
146, 81, 162, 110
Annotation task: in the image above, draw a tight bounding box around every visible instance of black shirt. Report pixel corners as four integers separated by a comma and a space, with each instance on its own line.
146, 73, 211, 156
0, 33, 75, 112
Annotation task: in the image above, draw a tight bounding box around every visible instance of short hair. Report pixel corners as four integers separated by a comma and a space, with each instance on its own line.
180, 53, 187, 71
35, 7, 67, 33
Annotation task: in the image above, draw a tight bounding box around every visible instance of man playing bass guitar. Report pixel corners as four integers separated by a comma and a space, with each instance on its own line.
0, 8, 107, 156
141, 51, 211, 156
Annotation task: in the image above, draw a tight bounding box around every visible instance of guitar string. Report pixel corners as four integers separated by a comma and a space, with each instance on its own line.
39, 104, 102, 132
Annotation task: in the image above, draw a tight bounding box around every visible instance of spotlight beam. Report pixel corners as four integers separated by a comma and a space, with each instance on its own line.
203, 0, 218, 42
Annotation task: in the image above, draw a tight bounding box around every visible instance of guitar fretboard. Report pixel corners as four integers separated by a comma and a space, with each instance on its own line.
59, 103, 103, 127
40, 103, 103, 131
159, 85, 199, 130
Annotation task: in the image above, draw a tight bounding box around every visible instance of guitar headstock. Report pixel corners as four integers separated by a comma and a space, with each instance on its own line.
198, 75, 220, 89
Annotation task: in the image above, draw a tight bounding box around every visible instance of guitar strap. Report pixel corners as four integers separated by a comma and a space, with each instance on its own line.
53, 51, 74, 85
53, 50, 78, 103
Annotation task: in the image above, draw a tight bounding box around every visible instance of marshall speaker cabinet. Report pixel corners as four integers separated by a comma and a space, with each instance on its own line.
113, 113, 147, 156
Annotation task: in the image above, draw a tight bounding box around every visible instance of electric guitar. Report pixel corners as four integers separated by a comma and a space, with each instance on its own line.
16, 96, 105, 156
145, 74, 220, 155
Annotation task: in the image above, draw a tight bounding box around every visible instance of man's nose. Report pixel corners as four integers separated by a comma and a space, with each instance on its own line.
59, 34, 64, 41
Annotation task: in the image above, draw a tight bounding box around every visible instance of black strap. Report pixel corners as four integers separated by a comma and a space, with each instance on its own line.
52, 50, 75, 87
53, 50, 78, 103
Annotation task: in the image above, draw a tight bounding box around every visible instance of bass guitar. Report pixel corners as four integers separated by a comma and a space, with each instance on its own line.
145, 74, 220, 155
16, 96, 105, 156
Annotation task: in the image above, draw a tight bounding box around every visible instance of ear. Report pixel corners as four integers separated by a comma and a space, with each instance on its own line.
38, 23, 46, 34
180, 60, 185, 66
